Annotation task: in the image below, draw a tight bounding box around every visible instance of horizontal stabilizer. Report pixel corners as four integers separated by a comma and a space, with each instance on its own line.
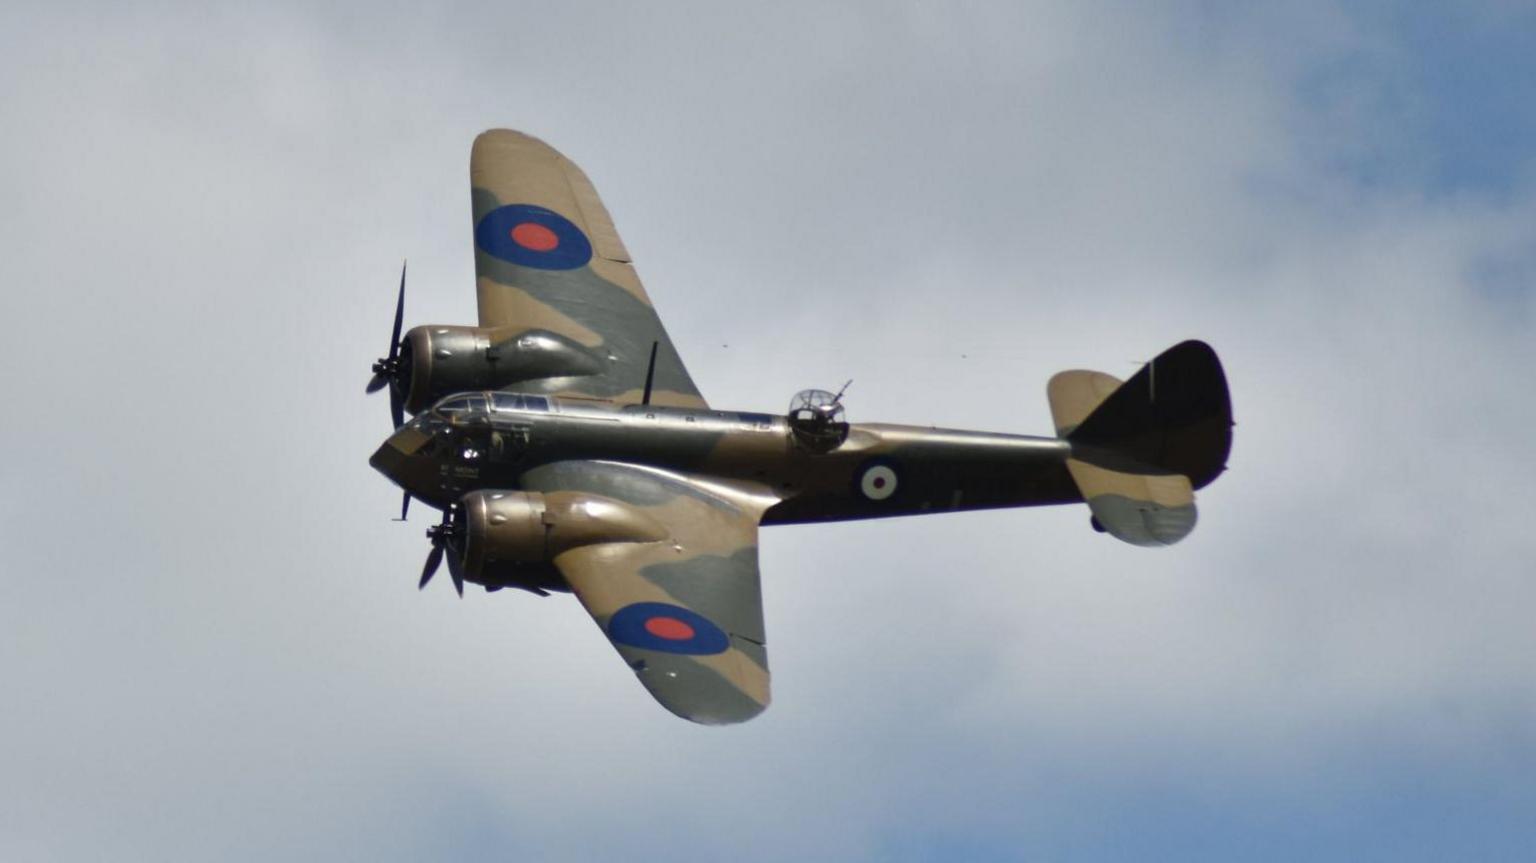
1068, 460, 1196, 546
1046, 370, 1125, 437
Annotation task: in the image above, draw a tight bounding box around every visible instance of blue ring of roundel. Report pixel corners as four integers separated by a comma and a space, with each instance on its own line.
608, 602, 731, 655
475, 203, 593, 270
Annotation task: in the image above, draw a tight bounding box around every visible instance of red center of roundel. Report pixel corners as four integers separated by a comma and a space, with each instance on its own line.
510, 222, 560, 252
872, 477, 887, 489
644, 616, 696, 641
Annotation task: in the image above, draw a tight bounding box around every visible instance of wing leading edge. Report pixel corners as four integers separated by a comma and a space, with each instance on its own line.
519, 460, 776, 724
470, 130, 707, 408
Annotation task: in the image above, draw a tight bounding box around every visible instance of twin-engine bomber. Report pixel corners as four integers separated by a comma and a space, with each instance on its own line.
368, 129, 1234, 725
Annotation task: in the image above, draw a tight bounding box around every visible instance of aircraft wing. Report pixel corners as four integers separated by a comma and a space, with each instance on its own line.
470, 129, 707, 408
519, 460, 775, 724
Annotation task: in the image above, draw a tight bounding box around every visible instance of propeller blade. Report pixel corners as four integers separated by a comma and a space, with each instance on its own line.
419, 543, 443, 589
369, 262, 409, 425
387, 260, 407, 362
446, 550, 466, 598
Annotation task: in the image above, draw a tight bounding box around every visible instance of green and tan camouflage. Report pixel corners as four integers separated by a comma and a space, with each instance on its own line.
367, 130, 1235, 724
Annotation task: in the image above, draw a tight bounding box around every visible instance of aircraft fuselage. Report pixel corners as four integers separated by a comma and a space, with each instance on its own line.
370, 394, 1080, 526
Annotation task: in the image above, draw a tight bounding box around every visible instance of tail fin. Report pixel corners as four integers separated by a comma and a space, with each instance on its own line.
1047, 340, 1232, 546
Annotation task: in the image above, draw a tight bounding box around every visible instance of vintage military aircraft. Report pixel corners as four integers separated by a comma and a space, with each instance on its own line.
367, 130, 1233, 725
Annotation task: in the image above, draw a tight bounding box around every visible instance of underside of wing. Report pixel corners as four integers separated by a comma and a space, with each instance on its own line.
519, 460, 776, 724
470, 130, 707, 408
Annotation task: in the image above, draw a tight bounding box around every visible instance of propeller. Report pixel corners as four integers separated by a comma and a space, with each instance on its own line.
419, 505, 466, 597
367, 261, 410, 429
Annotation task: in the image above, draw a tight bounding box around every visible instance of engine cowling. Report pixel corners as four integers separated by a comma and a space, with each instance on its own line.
454, 489, 670, 591
400, 325, 607, 414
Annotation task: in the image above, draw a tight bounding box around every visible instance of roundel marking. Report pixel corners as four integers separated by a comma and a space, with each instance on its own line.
475, 204, 592, 270
859, 461, 900, 501
510, 222, 560, 252
608, 602, 730, 655
644, 616, 696, 641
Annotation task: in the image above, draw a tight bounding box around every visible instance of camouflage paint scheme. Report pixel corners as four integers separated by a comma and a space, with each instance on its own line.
470, 130, 706, 409
369, 130, 1234, 725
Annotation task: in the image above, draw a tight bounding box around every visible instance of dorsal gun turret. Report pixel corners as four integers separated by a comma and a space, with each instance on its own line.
787, 383, 850, 453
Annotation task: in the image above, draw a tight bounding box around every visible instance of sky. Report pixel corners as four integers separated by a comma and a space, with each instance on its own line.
2, 1, 1534, 860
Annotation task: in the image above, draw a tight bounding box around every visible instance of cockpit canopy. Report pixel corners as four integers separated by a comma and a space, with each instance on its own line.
431, 393, 487, 416
429, 391, 551, 418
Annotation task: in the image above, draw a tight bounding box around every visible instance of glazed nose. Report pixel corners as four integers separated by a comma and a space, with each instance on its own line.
369, 439, 403, 479
369, 425, 432, 482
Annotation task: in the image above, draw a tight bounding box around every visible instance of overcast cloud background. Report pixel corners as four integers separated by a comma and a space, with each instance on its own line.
2, 2, 1534, 860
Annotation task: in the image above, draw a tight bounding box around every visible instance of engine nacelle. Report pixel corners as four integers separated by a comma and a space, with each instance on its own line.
456, 489, 669, 591
401, 325, 606, 414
